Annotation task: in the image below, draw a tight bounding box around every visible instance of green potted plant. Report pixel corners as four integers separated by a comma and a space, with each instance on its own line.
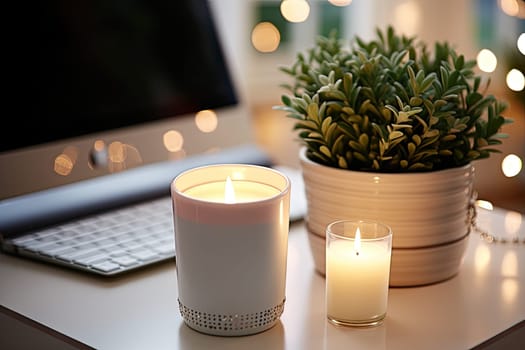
275, 26, 513, 286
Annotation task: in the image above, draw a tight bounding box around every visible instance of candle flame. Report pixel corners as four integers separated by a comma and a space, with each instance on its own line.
224, 176, 236, 203
354, 227, 361, 255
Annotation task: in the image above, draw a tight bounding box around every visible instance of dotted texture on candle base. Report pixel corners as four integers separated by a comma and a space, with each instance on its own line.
178, 299, 285, 336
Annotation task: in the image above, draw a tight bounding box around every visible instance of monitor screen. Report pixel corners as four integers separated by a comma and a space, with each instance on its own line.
3, 0, 237, 152
1, 0, 255, 200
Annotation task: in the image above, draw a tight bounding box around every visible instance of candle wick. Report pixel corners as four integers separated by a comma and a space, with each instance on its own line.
356, 251, 359, 256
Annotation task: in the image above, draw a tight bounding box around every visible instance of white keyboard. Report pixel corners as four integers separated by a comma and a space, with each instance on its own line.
6, 197, 175, 276
2, 165, 307, 277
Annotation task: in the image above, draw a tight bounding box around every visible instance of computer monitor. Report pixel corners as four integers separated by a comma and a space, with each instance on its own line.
1, 0, 257, 201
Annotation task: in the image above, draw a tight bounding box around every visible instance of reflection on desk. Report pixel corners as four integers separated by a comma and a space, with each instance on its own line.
0, 206, 524, 350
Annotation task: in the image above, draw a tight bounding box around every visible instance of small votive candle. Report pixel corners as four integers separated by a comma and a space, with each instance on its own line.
171, 164, 290, 336
326, 220, 392, 327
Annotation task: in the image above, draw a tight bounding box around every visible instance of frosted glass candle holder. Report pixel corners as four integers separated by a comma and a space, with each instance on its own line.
326, 220, 392, 327
171, 164, 290, 336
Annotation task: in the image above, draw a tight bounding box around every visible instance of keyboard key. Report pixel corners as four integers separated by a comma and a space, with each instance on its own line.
12, 235, 39, 246
74, 253, 112, 266
108, 249, 128, 257
39, 243, 74, 255
150, 242, 175, 255
92, 261, 121, 273
112, 255, 139, 267
131, 249, 159, 261
22, 241, 59, 252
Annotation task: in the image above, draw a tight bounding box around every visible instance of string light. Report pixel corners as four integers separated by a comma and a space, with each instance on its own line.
518, 33, 525, 55
506, 69, 525, 91
499, 0, 520, 16
195, 109, 218, 133
501, 154, 523, 178
251, 22, 281, 53
280, 0, 310, 23
328, 0, 352, 6
476, 49, 498, 73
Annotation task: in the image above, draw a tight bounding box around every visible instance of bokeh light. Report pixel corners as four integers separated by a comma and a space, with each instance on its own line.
108, 141, 127, 163
506, 68, 525, 91
163, 130, 184, 152
393, 1, 421, 35
499, 0, 520, 16
195, 109, 218, 133
518, 33, 525, 55
251, 22, 281, 53
328, 0, 352, 6
54, 154, 74, 176
280, 0, 310, 23
476, 49, 498, 73
54, 146, 79, 176
501, 154, 523, 177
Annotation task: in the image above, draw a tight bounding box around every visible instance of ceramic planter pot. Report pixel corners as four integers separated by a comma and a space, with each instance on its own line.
299, 147, 474, 287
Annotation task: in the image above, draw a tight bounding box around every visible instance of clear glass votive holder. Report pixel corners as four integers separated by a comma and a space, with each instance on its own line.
326, 220, 392, 327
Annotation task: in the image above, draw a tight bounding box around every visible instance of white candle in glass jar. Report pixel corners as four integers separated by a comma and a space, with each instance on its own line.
326, 221, 392, 327
171, 164, 291, 336
182, 176, 280, 203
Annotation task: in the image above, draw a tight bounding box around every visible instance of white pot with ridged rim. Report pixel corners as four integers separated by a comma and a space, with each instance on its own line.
299, 147, 474, 287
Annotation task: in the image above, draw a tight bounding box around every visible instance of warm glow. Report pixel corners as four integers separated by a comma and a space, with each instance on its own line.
501, 154, 523, 177
280, 0, 310, 23
106, 143, 141, 172
504, 211, 523, 236
476, 200, 494, 211
163, 130, 184, 152
354, 227, 361, 255
506, 69, 525, 91
195, 109, 218, 133
54, 154, 74, 176
501, 251, 518, 277
224, 176, 236, 204
518, 33, 525, 55
500, 0, 520, 16
393, 1, 421, 35
502, 278, 519, 304
328, 0, 352, 6
251, 22, 281, 53
231, 170, 246, 181
476, 49, 498, 73
94, 140, 105, 152
474, 244, 491, 276
108, 141, 126, 163
53, 146, 79, 175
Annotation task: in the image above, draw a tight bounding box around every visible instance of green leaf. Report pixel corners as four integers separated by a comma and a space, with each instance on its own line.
320, 145, 332, 158
389, 130, 404, 140
423, 129, 440, 139
359, 133, 370, 147
408, 142, 416, 157
338, 156, 348, 168
307, 103, 320, 123
296, 120, 318, 130
321, 117, 333, 135
349, 140, 365, 152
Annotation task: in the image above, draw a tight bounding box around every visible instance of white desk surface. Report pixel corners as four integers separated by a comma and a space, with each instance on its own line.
1, 206, 524, 350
